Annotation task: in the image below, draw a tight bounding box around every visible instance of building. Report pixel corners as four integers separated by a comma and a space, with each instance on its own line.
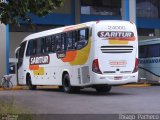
0, 0, 160, 79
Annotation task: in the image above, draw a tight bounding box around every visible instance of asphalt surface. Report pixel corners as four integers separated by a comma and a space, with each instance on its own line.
0, 86, 160, 115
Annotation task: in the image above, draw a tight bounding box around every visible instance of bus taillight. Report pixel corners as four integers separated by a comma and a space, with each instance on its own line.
133, 58, 139, 73
92, 59, 102, 74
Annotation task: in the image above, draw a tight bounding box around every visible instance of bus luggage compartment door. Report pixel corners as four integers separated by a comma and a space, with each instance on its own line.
78, 66, 90, 84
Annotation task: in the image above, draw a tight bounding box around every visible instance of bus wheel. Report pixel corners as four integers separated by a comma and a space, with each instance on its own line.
95, 85, 112, 93
62, 74, 74, 93
27, 75, 36, 90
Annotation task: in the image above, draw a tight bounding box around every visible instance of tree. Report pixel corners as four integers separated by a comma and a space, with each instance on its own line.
0, 0, 64, 25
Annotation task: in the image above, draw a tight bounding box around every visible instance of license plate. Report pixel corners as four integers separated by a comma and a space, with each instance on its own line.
114, 76, 122, 80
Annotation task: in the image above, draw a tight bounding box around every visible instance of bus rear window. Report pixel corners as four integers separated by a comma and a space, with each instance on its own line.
76, 28, 89, 50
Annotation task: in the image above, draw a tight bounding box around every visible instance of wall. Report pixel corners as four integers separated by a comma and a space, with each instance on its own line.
9, 32, 33, 58
0, 24, 6, 79
121, 0, 136, 23
28, 0, 74, 25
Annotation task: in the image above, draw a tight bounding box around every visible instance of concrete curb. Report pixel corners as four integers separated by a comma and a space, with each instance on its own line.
122, 83, 150, 87
0, 86, 24, 91
0, 86, 59, 91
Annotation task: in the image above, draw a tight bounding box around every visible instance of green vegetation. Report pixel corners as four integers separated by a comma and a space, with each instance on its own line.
0, 0, 64, 25
0, 100, 32, 120
0, 101, 22, 114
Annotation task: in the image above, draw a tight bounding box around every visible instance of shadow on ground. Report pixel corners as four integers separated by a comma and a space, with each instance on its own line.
36, 87, 133, 96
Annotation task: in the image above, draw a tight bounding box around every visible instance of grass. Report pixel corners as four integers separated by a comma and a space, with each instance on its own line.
0, 100, 33, 120
0, 101, 21, 114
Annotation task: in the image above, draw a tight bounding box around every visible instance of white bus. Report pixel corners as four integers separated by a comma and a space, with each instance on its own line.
139, 38, 160, 84
16, 20, 138, 93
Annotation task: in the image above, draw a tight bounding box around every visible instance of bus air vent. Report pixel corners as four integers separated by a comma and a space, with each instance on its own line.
101, 46, 133, 53
120, 71, 132, 73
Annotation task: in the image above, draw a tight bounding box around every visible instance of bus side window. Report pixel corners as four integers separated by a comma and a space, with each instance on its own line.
44, 36, 51, 53
76, 28, 89, 50
37, 38, 42, 54
41, 38, 45, 54
61, 33, 66, 51
55, 34, 62, 52
16, 48, 20, 59
72, 31, 77, 49
139, 45, 147, 58
32, 40, 37, 55
18, 41, 27, 69
148, 44, 160, 57
51, 35, 55, 53
66, 32, 75, 50
26, 40, 33, 56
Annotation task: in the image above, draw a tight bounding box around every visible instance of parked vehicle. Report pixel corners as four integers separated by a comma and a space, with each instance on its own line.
139, 38, 160, 84
16, 20, 138, 93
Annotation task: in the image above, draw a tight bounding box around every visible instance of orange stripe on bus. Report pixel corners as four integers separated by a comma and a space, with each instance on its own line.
109, 37, 136, 41
63, 24, 87, 32
61, 51, 77, 62
29, 65, 39, 70
63, 27, 77, 32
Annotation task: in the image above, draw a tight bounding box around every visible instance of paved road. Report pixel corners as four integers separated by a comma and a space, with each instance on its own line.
0, 86, 160, 114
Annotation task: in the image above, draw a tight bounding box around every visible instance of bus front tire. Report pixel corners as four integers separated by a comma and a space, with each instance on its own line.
27, 76, 36, 90
95, 85, 112, 93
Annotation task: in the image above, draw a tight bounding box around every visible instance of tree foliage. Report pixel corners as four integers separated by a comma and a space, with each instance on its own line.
0, 0, 64, 25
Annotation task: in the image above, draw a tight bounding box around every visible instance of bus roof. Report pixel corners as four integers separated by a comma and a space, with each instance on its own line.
139, 38, 160, 46
21, 20, 134, 43
21, 21, 95, 43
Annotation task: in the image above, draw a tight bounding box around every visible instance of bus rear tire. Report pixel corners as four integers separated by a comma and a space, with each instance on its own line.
27, 75, 36, 90
62, 74, 79, 93
58, 86, 63, 91
95, 85, 112, 93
